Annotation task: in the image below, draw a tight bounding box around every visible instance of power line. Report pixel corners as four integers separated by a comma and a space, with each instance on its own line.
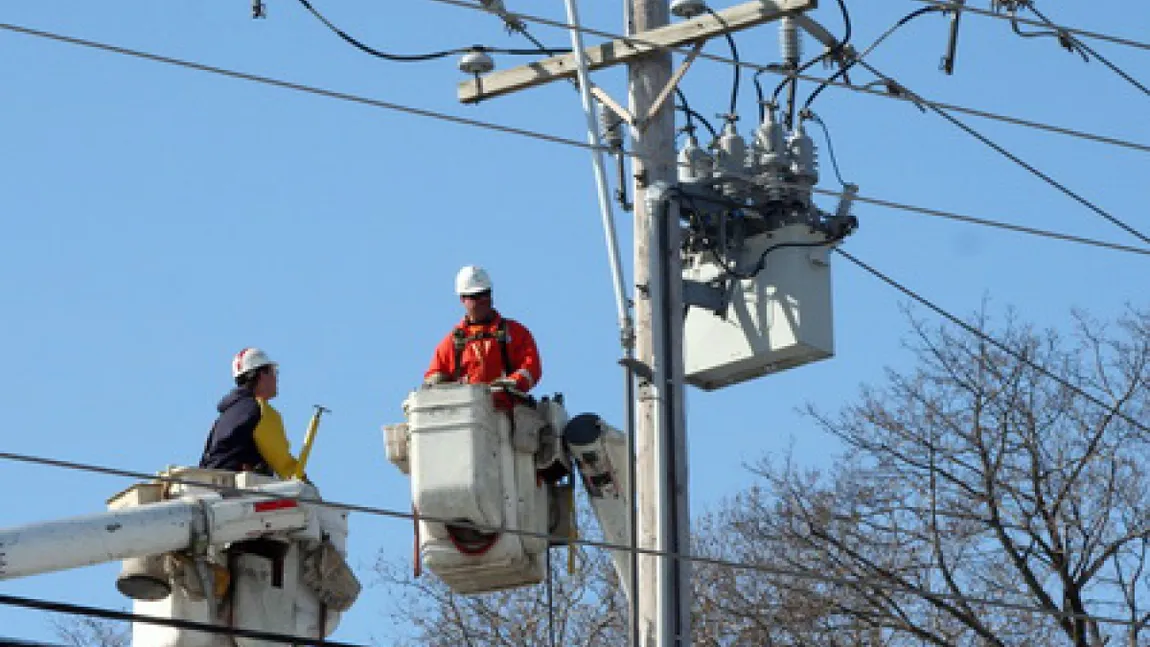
413, 0, 1150, 154
3, 17, 1146, 159
1, 10, 1146, 640
854, 58, 1150, 246
0, 593, 367, 646
810, 184, 1150, 258
0, 450, 1146, 631
1016, 1, 1150, 99
911, 0, 1150, 53
0, 23, 1144, 263
0, 22, 595, 151
834, 247, 1148, 435
295, 0, 570, 60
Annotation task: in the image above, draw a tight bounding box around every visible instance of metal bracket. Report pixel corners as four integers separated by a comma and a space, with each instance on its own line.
639, 40, 705, 132
683, 279, 726, 315
590, 86, 637, 128
619, 357, 654, 382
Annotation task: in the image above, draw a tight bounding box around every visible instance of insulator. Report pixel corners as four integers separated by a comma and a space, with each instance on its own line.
780, 16, 802, 64
600, 104, 624, 151
789, 123, 818, 186
752, 107, 787, 173
716, 122, 746, 174
677, 134, 712, 183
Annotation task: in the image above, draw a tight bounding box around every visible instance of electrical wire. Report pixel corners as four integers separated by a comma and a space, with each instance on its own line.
437, 0, 1150, 155
835, 246, 1149, 452
7, 18, 1146, 157
854, 58, 1150, 247
2, 9, 1148, 639
802, 110, 847, 186
704, 7, 740, 118
676, 86, 718, 140
1015, 1, 1150, 99
1, 23, 1145, 261
802, 5, 942, 112
910, 0, 1150, 53
771, 54, 826, 107
1, 449, 1147, 631
832, 0, 852, 52
0, 592, 367, 646
296, 0, 570, 60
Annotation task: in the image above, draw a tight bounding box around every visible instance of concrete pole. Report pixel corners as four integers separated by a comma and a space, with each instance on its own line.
628, 0, 689, 643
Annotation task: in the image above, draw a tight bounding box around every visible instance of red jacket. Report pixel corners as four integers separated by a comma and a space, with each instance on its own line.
425, 312, 542, 406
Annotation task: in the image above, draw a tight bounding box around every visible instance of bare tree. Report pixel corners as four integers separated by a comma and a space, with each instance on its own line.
375, 522, 629, 646
52, 616, 130, 647
737, 306, 1150, 647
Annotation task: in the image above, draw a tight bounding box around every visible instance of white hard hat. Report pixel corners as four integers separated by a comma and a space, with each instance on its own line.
232, 347, 276, 379
455, 265, 493, 296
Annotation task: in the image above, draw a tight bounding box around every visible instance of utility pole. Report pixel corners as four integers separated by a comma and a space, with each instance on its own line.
627, 0, 688, 644
454, 3, 816, 645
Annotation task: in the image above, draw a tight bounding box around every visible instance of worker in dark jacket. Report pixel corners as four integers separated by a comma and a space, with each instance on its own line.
199, 347, 302, 478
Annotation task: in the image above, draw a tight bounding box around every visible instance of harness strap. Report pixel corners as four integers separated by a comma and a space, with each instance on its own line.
452, 320, 513, 382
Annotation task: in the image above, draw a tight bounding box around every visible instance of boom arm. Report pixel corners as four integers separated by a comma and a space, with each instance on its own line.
0, 480, 307, 583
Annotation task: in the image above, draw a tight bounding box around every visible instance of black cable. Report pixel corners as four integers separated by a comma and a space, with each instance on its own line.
1, 449, 1148, 628
803, 5, 942, 112
296, 0, 570, 61
9, 17, 1145, 156
3, 21, 1147, 259
835, 248, 1148, 443
855, 58, 1150, 247
1019, 1, 1150, 98
678, 106, 718, 141
705, 8, 740, 118
912, 0, 1150, 52
771, 54, 826, 106
833, 0, 852, 52
0, 593, 366, 647
674, 86, 694, 132
297, 0, 461, 61
803, 111, 847, 187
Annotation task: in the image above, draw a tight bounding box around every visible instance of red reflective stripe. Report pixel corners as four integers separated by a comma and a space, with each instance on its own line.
253, 499, 298, 512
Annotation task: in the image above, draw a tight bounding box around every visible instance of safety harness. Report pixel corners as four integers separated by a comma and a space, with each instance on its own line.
451, 319, 513, 381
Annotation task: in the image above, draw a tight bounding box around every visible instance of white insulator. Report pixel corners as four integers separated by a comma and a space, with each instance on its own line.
677, 134, 713, 183
789, 124, 818, 186
716, 122, 746, 174
780, 16, 802, 64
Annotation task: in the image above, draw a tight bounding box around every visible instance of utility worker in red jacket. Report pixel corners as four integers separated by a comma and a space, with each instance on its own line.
424, 265, 542, 410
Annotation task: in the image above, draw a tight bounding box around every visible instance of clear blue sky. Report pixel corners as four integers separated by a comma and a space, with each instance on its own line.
1, 1, 1146, 644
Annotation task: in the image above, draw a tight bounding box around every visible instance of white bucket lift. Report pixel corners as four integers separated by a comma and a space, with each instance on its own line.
385, 384, 636, 598
107, 468, 359, 647
385, 384, 566, 594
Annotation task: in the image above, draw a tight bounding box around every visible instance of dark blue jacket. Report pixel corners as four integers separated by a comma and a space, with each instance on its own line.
199, 387, 269, 474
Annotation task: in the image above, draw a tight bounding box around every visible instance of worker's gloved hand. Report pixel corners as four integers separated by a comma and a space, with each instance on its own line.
490, 377, 518, 391
422, 373, 449, 389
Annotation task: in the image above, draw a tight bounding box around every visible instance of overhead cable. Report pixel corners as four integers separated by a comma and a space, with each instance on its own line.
411, 0, 1150, 154
911, 0, 1150, 53
1013, 1, 1150, 98
295, 0, 570, 61
0, 593, 366, 647
2, 19, 1145, 157
0, 449, 1145, 631
2, 22, 1147, 261
0, 22, 1146, 261
854, 58, 1150, 246
835, 247, 1148, 435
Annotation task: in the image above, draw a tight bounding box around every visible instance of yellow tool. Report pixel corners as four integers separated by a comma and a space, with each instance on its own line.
295, 404, 330, 480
